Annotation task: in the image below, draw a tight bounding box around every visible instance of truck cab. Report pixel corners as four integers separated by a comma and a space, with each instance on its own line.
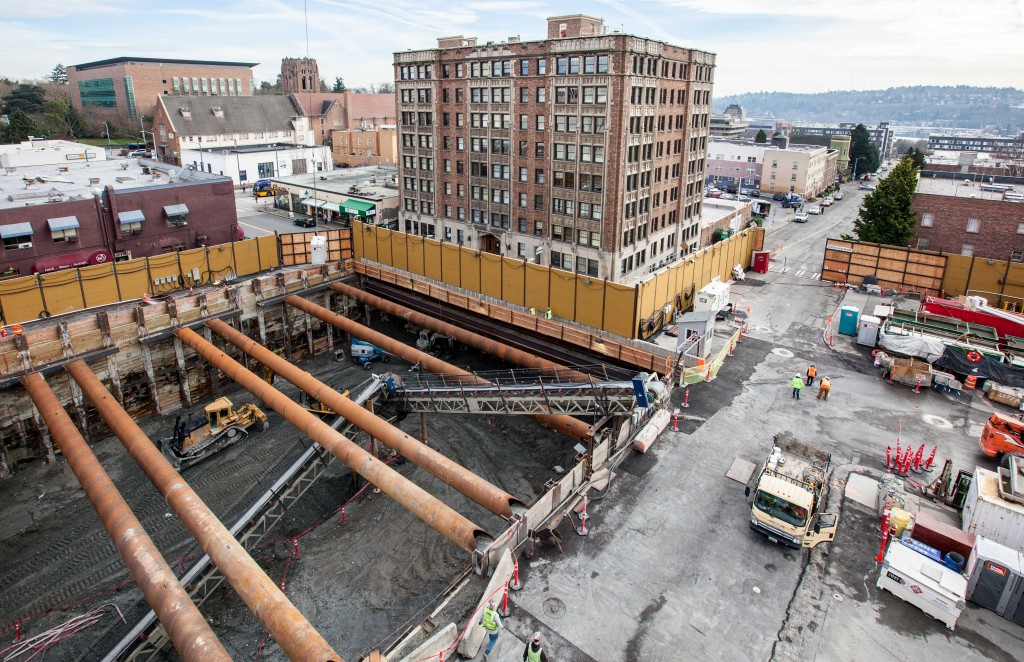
746, 436, 839, 548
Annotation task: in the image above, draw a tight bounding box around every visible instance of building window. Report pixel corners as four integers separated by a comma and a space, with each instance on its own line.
961, 244, 974, 257
537, 87, 546, 103
257, 161, 274, 178
916, 238, 929, 250
122, 76, 137, 118
77, 78, 117, 108
966, 217, 980, 233
1012, 251, 1024, 262
919, 213, 934, 228
538, 58, 547, 75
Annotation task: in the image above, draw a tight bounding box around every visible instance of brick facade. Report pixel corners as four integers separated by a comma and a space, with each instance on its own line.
912, 193, 1024, 259
394, 15, 715, 282
68, 57, 257, 124
331, 128, 397, 167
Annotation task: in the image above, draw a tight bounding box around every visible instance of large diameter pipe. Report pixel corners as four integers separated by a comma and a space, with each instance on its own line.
64, 361, 342, 662
330, 282, 592, 382
285, 295, 594, 441
205, 318, 523, 519
173, 328, 489, 554
21, 373, 231, 662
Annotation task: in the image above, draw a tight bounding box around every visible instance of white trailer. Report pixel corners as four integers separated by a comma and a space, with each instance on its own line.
962, 468, 1024, 552
693, 278, 731, 314
877, 539, 967, 630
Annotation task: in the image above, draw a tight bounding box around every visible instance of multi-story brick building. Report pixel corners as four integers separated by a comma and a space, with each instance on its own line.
912, 178, 1024, 260
331, 127, 398, 167
393, 14, 714, 282
290, 92, 397, 146
68, 57, 258, 123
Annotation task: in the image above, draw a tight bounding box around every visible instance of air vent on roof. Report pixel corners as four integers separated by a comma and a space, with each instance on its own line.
211, 107, 224, 119
179, 108, 192, 119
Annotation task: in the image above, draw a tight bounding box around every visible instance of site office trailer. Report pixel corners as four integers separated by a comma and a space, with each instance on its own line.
962, 468, 1024, 552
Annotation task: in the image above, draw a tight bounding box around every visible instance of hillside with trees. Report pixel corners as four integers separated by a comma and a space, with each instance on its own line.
713, 86, 1024, 132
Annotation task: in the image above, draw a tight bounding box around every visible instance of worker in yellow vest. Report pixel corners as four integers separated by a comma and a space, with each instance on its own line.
479, 600, 502, 658
523, 631, 549, 661
817, 376, 832, 401
529, 307, 537, 316
544, 307, 553, 319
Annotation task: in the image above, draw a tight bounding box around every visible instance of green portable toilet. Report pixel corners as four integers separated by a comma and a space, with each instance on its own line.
838, 306, 860, 336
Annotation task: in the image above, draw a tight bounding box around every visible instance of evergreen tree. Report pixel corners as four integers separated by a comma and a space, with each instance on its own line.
904, 147, 926, 170
332, 77, 347, 93
852, 157, 918, 246
1, 84, 46, 115
42, 99, 85, 139
754, 129, 767, 144
849, 124, 880, 177
49, 64, 68, 85
0, 109, 42, 143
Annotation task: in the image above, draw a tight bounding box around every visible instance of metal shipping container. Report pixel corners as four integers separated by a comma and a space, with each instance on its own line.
962, 468, 1024, 552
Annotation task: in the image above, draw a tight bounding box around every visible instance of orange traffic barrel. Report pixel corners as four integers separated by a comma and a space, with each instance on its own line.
964, 375, 977, 391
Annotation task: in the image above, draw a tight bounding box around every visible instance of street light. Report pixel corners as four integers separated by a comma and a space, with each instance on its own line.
102, 122, 112, 152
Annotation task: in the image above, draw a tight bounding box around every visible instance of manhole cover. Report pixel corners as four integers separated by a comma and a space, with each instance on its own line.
922, 414, 953, 429
833, 593, 844, 602
772, 348, 794, 358
543, 597, 566, 619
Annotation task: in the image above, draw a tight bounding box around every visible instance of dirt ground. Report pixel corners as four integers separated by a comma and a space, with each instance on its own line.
0, 317, 588, 661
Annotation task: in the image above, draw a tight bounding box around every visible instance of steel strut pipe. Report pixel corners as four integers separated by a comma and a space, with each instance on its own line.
330, 281, 593, 382
20, 373, 232, 662
63, 361, 343, 662
285, 295, 594, 442
173, 328, 489, 554
205, 318, 524, 519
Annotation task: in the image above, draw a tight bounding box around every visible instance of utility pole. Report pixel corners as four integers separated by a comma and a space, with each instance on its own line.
102, 122, 112, 152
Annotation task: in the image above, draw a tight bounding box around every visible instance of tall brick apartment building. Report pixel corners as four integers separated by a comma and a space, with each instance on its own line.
912, 178, 1024, 260
394, 14, 715, 282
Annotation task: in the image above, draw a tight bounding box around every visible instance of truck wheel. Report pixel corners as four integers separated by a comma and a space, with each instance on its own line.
364, 362, 372, 370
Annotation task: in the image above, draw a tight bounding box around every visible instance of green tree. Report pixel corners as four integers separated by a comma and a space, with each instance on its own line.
852, 157, 918, 246
0, 109, 42, 143
754, 129, 767, 144
332, 77, 347, 93
904, 146, 926, 170
1, 84, 46, 115
849, 123, 880, 177
49, 64, 68, 85
42, 99, 85, 139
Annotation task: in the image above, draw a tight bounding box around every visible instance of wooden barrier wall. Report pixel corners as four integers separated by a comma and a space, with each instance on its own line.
0, 230, 353, 326
820, 238, 1024, 306
351, 222, 762, 340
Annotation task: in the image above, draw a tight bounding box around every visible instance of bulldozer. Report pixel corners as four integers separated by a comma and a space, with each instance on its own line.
162, 397, 269, 469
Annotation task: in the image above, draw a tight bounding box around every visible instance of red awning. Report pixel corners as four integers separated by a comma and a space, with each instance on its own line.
32, 249, 113, 274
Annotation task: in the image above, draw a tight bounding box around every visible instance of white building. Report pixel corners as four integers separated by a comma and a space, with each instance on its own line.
179, 143, 333, 184
0, 138, 107, 169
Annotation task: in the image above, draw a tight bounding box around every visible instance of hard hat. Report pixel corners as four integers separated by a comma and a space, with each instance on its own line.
533, 632, 541, 641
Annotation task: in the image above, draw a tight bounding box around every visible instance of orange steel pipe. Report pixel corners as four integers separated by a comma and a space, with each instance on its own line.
21, 373, 231, 662
285, 295, 593, 441
173, 328, 489, 553
330, 282, 592, 382
63, 361, 342, 662
205, 318, 523, 519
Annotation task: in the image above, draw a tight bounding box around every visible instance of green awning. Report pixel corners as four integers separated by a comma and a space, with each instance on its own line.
342, 199, 376, 218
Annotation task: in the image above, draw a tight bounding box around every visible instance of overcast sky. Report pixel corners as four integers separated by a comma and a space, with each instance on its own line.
3, 0, 1023, 96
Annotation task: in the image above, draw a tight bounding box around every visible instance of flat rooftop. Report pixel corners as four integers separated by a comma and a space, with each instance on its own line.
72, 56, 258, 71
272, 166, 399, 201
0, 158, 227, 211
915, 177, 1019, 201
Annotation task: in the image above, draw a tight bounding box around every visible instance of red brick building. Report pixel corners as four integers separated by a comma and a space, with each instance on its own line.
394, 14, 714, 282
912, 178, 1024, 260
291, 92, 397, 145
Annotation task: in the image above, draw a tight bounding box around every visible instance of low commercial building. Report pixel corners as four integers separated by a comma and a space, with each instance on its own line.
911, 178, 1024, 260
269, 166, 399, 227
706, 139, 838, 198
331, 127, 398, 167
180, 143, 333, 185
0, 138, 106, 169
0, 158, 240, 279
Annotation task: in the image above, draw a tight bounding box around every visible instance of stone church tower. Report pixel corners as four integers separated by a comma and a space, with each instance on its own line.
281, 57, 320, 94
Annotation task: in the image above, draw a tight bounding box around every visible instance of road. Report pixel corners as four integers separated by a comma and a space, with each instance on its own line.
233, 191, 338, 238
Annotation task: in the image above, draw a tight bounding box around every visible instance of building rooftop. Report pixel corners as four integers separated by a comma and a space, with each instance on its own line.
0, 158, 226, 211
71, 56, 258, 71
289, 92, 396, 123
915, 176, 1020, 201
271, 166, 399, 201
159, 95, 303, 137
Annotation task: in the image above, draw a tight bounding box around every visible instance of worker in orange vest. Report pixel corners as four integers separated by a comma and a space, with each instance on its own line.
817, 376, 832, 401
805, 364, 817, 386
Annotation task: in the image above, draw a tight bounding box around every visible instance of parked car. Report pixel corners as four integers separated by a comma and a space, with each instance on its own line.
807, 205, 823, 215
721, 193, 739, 201
858, 184, 876, 191
834, 191, 844, 200
129, 149, 148, 157
821, 197, 834, 207
794, 212, 809, 223
705, 189, 722, 198
293, 215, 316, 228
737, 195, 751, 203
772, 193, 787, 201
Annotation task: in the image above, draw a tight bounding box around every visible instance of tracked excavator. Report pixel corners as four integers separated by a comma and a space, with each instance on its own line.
162, 397, 269, 469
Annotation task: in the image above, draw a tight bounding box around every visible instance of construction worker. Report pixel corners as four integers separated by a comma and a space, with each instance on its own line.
806, 364, 817, 386
529, 307, 537, 316
544, 307, 553, 319
817, 376, 831, 400
479, 600, 501, 658
523, 631, 548, 662
791, 374, 804, 399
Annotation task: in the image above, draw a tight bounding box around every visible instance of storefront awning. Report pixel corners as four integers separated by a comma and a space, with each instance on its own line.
31, 249, 112, 274
118, 209, 146, 224
302, 199, 331, 209
342, 199, 377, 217
0, 222, 34, 239
164, 204, 190, 217
47, 216, 80, 231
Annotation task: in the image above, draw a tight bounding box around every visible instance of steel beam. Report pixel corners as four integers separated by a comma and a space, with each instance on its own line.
63, 361, 342, 662
21, 372, 231, 662
330, 282, 591, 381
285, 295, 594, 441
173, 328, 490, 554
205, 319, 524, 519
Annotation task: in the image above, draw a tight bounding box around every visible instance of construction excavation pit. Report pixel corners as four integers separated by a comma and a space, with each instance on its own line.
0, 267, 671, 661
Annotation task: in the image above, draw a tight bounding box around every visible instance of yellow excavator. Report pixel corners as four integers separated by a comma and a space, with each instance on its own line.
163, 397, 269, 469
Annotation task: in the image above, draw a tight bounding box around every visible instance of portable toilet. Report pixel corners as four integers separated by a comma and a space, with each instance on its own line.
857, 315, 881, 347
966, 536, 1024, 619
751, 250, 771, 274
838, 306, 860, 336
